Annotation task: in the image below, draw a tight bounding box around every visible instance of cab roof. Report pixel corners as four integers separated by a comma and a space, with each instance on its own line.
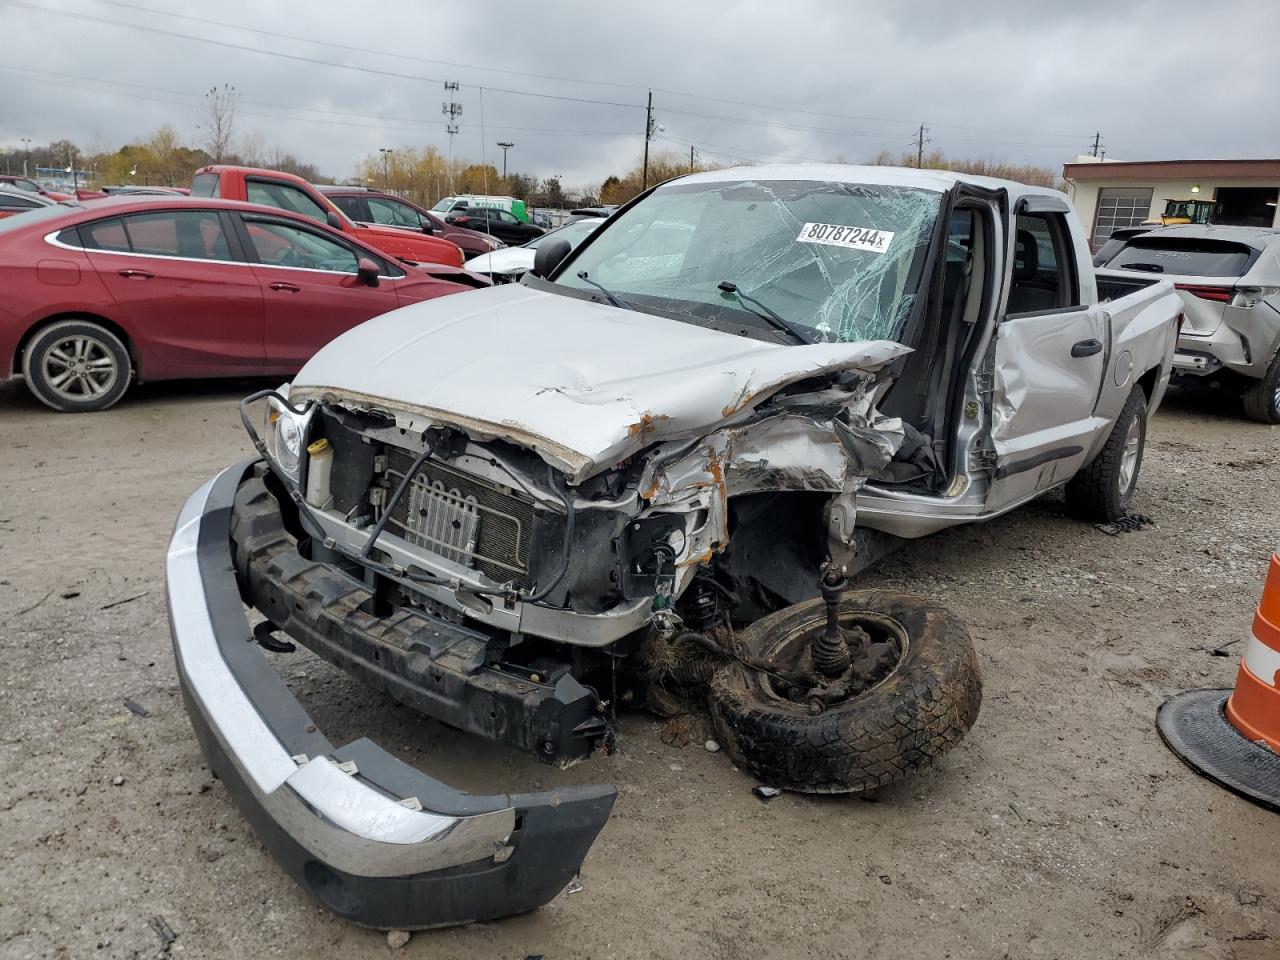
677, 163, 1065, 204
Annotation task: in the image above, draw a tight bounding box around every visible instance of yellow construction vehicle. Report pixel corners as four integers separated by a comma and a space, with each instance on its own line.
1146, 198, 1220, 226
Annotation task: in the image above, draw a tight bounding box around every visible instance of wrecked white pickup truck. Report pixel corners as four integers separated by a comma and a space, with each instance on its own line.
167, 165, 1182, 929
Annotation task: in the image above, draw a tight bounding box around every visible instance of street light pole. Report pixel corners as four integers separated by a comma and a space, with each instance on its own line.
21, 138, 31, 177
379, 147, 393, 187
497, 141, 514, 179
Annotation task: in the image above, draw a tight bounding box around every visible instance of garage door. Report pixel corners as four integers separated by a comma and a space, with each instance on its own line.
1091, 187, 1153, 247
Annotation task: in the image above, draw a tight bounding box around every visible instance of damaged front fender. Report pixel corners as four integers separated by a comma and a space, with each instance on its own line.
633, 375, 909, 589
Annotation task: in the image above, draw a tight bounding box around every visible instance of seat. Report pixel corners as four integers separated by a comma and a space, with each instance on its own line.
1006, 228, 1056, 314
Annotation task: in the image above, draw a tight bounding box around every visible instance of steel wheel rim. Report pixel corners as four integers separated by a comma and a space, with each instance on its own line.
1118, 415, 1142, 493
42, 336, 117, 401
759, 610, 910, 709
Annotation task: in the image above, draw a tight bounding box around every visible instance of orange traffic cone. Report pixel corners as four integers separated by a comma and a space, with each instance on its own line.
1157, 544, 1280, 812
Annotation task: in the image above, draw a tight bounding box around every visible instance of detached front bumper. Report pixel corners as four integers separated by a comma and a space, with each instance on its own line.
166, 461, 616, 929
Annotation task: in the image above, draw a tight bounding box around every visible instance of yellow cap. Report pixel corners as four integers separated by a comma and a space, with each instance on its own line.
307, 438, 331, 455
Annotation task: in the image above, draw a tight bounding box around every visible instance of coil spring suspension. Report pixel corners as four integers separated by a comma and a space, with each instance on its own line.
812, 559, 852, 677
688, 580, 719, 632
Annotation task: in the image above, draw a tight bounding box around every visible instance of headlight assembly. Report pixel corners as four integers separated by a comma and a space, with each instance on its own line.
263, 387, 314, 486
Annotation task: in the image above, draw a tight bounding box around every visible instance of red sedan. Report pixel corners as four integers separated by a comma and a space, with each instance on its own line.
0, 175, 72, 202
0, 196, 486, 412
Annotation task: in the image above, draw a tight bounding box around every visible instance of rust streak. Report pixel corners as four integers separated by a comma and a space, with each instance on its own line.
721, 388, 756, 419
675, 548, 715, 569
626, 411, 671, 440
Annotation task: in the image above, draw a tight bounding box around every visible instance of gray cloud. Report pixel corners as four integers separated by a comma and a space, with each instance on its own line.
3, 0, 1278, 190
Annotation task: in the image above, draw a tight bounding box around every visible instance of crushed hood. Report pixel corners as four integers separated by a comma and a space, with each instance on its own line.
290, 283, 910, 482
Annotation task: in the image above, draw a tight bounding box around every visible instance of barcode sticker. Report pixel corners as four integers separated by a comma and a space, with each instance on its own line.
796, 222, 894, 253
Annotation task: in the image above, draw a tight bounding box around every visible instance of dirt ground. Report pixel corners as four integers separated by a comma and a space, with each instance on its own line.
1, 376, 1278, 960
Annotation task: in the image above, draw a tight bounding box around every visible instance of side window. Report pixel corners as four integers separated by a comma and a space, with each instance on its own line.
367, 196, 420, 228
0, 194, 40, 210
941, 210, 975, 320
191, 172, 220, 198
328, 195, 368, 222
245, 179, 329, 223
79, 218, 131, 252
1007, 212, 1079, 315
117, 211, 233, 260
242, 218, 360, 273
496, 210, 519, 224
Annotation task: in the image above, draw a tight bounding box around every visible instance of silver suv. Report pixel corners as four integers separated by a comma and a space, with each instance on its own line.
1098, 225, 1280, 422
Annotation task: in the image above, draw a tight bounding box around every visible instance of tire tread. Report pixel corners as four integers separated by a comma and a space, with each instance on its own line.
710, 590, 982, 794
1064, 386, 1147, 522
1241, 352, 1280, 424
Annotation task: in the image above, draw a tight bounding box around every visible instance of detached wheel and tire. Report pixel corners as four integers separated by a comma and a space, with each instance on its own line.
710, 590, 982, 794
22, 320, 132, 412
1241, 352, 1280, 425
1064, 386, 1147, 522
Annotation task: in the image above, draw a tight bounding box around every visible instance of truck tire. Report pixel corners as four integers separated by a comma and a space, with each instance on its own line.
709, 590, 982, 794
1241, 352, 1280, 424
1064, 386, 1147, 522
22, 320, 132, 412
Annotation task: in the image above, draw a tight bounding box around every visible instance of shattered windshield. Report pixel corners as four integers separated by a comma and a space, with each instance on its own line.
556, 178, 941, 343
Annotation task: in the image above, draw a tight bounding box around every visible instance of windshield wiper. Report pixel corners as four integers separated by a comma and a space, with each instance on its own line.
717, 281, 810, 344
1121, 262, 1165, 273
576, 270, 633, 310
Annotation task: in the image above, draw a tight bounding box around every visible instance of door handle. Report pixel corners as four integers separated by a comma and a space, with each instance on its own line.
1071, 338, 1102, 358
116, 268, 154, 280
268, 281, 301, 293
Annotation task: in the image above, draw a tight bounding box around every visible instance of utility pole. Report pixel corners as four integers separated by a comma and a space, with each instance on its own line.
497, 141, 514, 179
689, 144, 696, 172
642, 90, 653, 191
379, 147, 393, 186
1090, 131, 1103, 158
911, 123, 929, 168
442, 81, 462, 193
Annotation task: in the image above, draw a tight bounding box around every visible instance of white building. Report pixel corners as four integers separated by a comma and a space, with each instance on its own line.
1062, 156, 1280, 249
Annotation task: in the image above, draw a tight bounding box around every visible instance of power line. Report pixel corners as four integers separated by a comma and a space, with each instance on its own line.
654, 86, 1090, 140
87, 0, 1092, 143
2, 0, 1102, 166
656, 135, 828, 166
0, 66, 636, 139
0, 0, 645, 112
6, 0, 1097, 147
87, 0, 653, 95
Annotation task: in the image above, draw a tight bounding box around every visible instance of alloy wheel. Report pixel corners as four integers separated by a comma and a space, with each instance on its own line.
1118, 414, 1142, 494
41, 336, 118, 401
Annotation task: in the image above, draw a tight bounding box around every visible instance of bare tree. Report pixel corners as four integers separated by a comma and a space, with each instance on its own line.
201, 84, 237, 163
239, 128, 266, 167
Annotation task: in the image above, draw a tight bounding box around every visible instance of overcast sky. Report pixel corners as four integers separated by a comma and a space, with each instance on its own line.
3, 0, 1278, 189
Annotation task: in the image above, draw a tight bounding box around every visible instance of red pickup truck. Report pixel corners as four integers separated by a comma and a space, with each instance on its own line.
192, 165, 466, 267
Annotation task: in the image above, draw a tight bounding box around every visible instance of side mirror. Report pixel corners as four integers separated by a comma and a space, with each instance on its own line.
420, 218, 436, 235
531, 238, 571, 279
325, 211, 343, 230
356, 258, 381, 287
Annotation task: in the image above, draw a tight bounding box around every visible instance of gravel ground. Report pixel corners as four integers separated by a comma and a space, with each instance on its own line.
1, 377, 1278, 960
